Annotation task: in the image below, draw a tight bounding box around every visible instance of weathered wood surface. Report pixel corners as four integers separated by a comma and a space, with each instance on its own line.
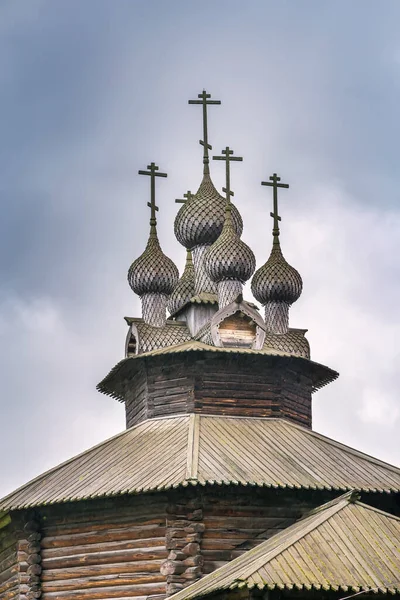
162, 495, 205, 596
200, 488, 327, 575
39, 495, 168, 599
0, 518, 19, 599
217, 314, 256, 348
125, 355, 313, 428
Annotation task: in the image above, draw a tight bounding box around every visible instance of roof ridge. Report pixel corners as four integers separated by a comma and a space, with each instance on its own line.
186, 414, 200, 480
302, 490, 356, 517
354, 500, 400, 522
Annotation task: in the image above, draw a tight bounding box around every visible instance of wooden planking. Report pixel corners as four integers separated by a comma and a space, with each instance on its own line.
40, 495, 168, 599
218, 315, 256, 349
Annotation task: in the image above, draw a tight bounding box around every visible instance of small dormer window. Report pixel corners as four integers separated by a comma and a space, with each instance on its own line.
210, 298, 265, 350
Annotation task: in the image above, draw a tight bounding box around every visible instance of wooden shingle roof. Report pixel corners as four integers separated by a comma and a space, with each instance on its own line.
98, 341, 338, 400
1, 415, 400, 511
169, 492, 400, 599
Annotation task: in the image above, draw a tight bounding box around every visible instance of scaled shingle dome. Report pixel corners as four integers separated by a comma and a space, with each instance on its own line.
204, 206, 255, 283
128, 225, 179, 296
167, 250, 195, 315
251, 241, 302, 305
174, 174, 243, 249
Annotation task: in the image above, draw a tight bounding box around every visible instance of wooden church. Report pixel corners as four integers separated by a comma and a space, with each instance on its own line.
1, 91, 399, 600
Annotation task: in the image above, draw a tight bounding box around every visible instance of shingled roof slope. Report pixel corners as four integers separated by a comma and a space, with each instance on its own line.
2, 415, 400, 511
169, 492, 400, 599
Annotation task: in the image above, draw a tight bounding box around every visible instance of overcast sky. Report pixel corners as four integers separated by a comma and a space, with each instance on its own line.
1, 0, 400, 497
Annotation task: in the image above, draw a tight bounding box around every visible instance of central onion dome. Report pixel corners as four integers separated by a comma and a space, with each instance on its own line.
204, 205, 256, 308
251, 241, 302, 305
167, 249, 195, 316
204, 206, 255, 283
128, 224, 179, 297
174, 174, 243, 250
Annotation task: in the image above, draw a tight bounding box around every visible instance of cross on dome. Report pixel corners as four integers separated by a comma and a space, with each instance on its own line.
261, 173, 289, 239
188, 90, 221, 173
175, 190, 193, 205
138, 162, 167, 225
213, 147, 243, 204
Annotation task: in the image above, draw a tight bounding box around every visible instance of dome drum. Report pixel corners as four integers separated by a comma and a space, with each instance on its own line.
141, 292, 169, 328
217, 279, 243, 309
192, 244, 218, 296
265, 301, 290, 335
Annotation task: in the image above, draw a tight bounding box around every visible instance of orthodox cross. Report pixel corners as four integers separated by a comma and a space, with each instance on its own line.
175, 190, 193, 205
189, 90, 221, 170
138, 162, 167, 225
213, 147, 243, 203
261, 173, 289, 237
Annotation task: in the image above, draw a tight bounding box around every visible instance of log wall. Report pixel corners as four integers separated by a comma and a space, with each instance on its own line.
200, 488, 325, 575
125, 366, 148, 428
125, 355, 313, 429
0, 518, 19, 600
38, 494, 168, 600
162, 494, 205, 596
3, 487, 392, 598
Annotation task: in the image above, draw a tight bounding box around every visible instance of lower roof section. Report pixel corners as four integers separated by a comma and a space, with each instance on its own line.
1, 415, 400, 511
169, 492, 400, 599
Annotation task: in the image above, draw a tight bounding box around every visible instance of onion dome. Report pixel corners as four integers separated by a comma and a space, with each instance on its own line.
167, 250, 195, 315
174, 174, 243, 250
251, 239, 302, 306
128, 224, 179, 297
204, 206, 255, 284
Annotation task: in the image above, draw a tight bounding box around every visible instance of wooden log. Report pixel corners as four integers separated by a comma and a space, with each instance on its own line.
166, 530, 201, 544
42, 547, 168, 570
182, 543, 199, 556
27, 564, 42, 576
160, 560, 186, 576
41, 513, 166, 536
41, 581, 166, 599
41, 573, 165, 592
42, 537, 165, 559
41, 560, 164, 581
183, 555, 204, 567
41, 525, 165, 549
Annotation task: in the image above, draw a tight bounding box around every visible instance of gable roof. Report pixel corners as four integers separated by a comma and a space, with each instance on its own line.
169, 492, 400, 599
1, 415, 400, 511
